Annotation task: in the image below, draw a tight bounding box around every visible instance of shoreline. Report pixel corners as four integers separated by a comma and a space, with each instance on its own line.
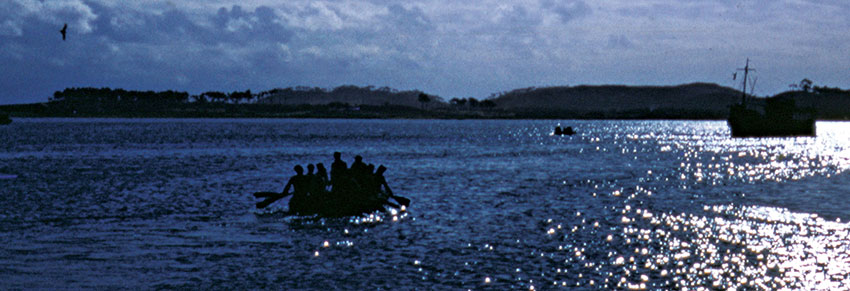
5, 83, 850, 120
0, 102, 731, 120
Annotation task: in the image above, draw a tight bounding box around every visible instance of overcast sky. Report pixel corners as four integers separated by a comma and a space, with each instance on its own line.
1, 0, 848, 104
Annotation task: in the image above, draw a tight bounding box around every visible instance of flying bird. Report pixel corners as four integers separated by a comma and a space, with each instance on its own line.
60, 23, 67, 40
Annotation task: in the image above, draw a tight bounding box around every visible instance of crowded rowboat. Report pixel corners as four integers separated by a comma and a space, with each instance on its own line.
254, 152, 410, 217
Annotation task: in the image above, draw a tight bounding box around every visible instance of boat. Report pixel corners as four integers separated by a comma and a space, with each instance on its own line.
254, 174, 411, 217
255, 158, 411, 217
295, 191, 406, 217
256, 189, 408, 217
727, 59, 815, 137
554, 125, 575, 135
0, 112, 10, 125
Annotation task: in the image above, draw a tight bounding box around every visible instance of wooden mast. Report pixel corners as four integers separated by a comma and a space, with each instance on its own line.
737, 59, 754, 105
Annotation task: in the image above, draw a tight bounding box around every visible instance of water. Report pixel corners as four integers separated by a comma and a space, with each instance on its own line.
1, 118, 850, 289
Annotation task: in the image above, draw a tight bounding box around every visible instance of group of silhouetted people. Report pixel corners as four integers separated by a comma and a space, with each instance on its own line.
271, 152, 399, 215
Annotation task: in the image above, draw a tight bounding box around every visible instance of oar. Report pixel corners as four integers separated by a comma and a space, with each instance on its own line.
384, 200, 400, 209
256, 193, 291, 209
389, 194, 410, 207
253, 191, 279, 198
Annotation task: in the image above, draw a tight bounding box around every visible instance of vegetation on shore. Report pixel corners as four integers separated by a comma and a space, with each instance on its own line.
2, 82, 849, 120
0, 86, 507, 119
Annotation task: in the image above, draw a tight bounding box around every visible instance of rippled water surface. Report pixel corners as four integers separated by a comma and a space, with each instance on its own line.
2, 118, 850, 289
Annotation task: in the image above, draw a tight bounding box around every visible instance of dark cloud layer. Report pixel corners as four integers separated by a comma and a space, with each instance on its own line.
0, 1, 300, 102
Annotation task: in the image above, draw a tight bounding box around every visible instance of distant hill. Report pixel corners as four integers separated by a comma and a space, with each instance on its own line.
5, 83, 850, 120
771, 88, 850, 120
491, 83, 742, 118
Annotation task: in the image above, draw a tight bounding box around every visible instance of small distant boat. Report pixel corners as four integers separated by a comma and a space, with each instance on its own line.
727, 59, 815, 137
554, 125, 575, 135
0, 112, 11, 125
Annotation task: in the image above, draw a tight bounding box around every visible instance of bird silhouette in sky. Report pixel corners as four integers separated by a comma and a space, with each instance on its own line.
60, 23, 67, 40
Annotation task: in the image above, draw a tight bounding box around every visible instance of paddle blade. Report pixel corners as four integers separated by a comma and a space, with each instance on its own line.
256, 193, 288, 209
256, 199, 275, 209
253, 191, 278, 198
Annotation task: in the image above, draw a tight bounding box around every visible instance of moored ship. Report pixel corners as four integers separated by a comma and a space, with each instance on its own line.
727, 59, 815, 137
0, 112, 11, 125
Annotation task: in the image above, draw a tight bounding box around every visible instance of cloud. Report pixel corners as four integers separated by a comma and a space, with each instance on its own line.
86, 3, 292, 46
90, 3, 204, 44
542, 0, 592, 23
0, 0, 98, 36
281, 1, 385, 31
0, 1, 27, 37
213, 5, 293, 44
0, 1, 301, 102
1, 0, 849, 104
498, 5, 543, 34
607, 34, 634, 49
384, 4, 433, 33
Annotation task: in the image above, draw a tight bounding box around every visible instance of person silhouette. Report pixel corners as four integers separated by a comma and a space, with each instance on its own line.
306, 163, 327, 211
306, 163, 315, 177
306, 163, 316, 190
330, 152, 348, 190
285, 165, 310, 213
255, 165, 308, 210
60, 23, 67, 41
350, 155, 367, 176
316, 163, 329, 188
374, 165, 393, 196
374, 165, 410, 207
361, 164, 378, 197
349, 155, 368, 193
371, 165, 401, 210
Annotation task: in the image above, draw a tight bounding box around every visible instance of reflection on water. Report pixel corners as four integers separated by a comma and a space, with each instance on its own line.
531, 203, 850, 290
1, 119, 850, 289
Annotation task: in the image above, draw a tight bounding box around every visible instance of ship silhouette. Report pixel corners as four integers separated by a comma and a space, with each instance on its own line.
727, 59, 815, 137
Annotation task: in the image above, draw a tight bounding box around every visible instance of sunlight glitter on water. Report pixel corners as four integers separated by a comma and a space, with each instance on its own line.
5, 119, 850, 289
296, 121, 850, 290
500, 121, 850, 290
664, 124, 850, 185
534, 202, 850, 289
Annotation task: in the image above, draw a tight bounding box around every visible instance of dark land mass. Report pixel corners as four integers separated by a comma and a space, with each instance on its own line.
2, 83, 850, 120
492, 83, 742, 119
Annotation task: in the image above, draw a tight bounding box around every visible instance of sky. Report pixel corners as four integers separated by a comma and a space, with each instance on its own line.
1, 0, 848, 104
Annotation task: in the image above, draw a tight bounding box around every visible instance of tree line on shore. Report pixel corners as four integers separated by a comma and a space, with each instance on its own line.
48, 86, 499, 111
51, 87, 191, 104
18, 85, 504, 118
51, 87, 253, 105
9, 80, 848, 119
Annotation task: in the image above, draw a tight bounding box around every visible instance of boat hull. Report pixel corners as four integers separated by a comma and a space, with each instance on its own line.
728, 105, 815, 137
289, 192, 396, 217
